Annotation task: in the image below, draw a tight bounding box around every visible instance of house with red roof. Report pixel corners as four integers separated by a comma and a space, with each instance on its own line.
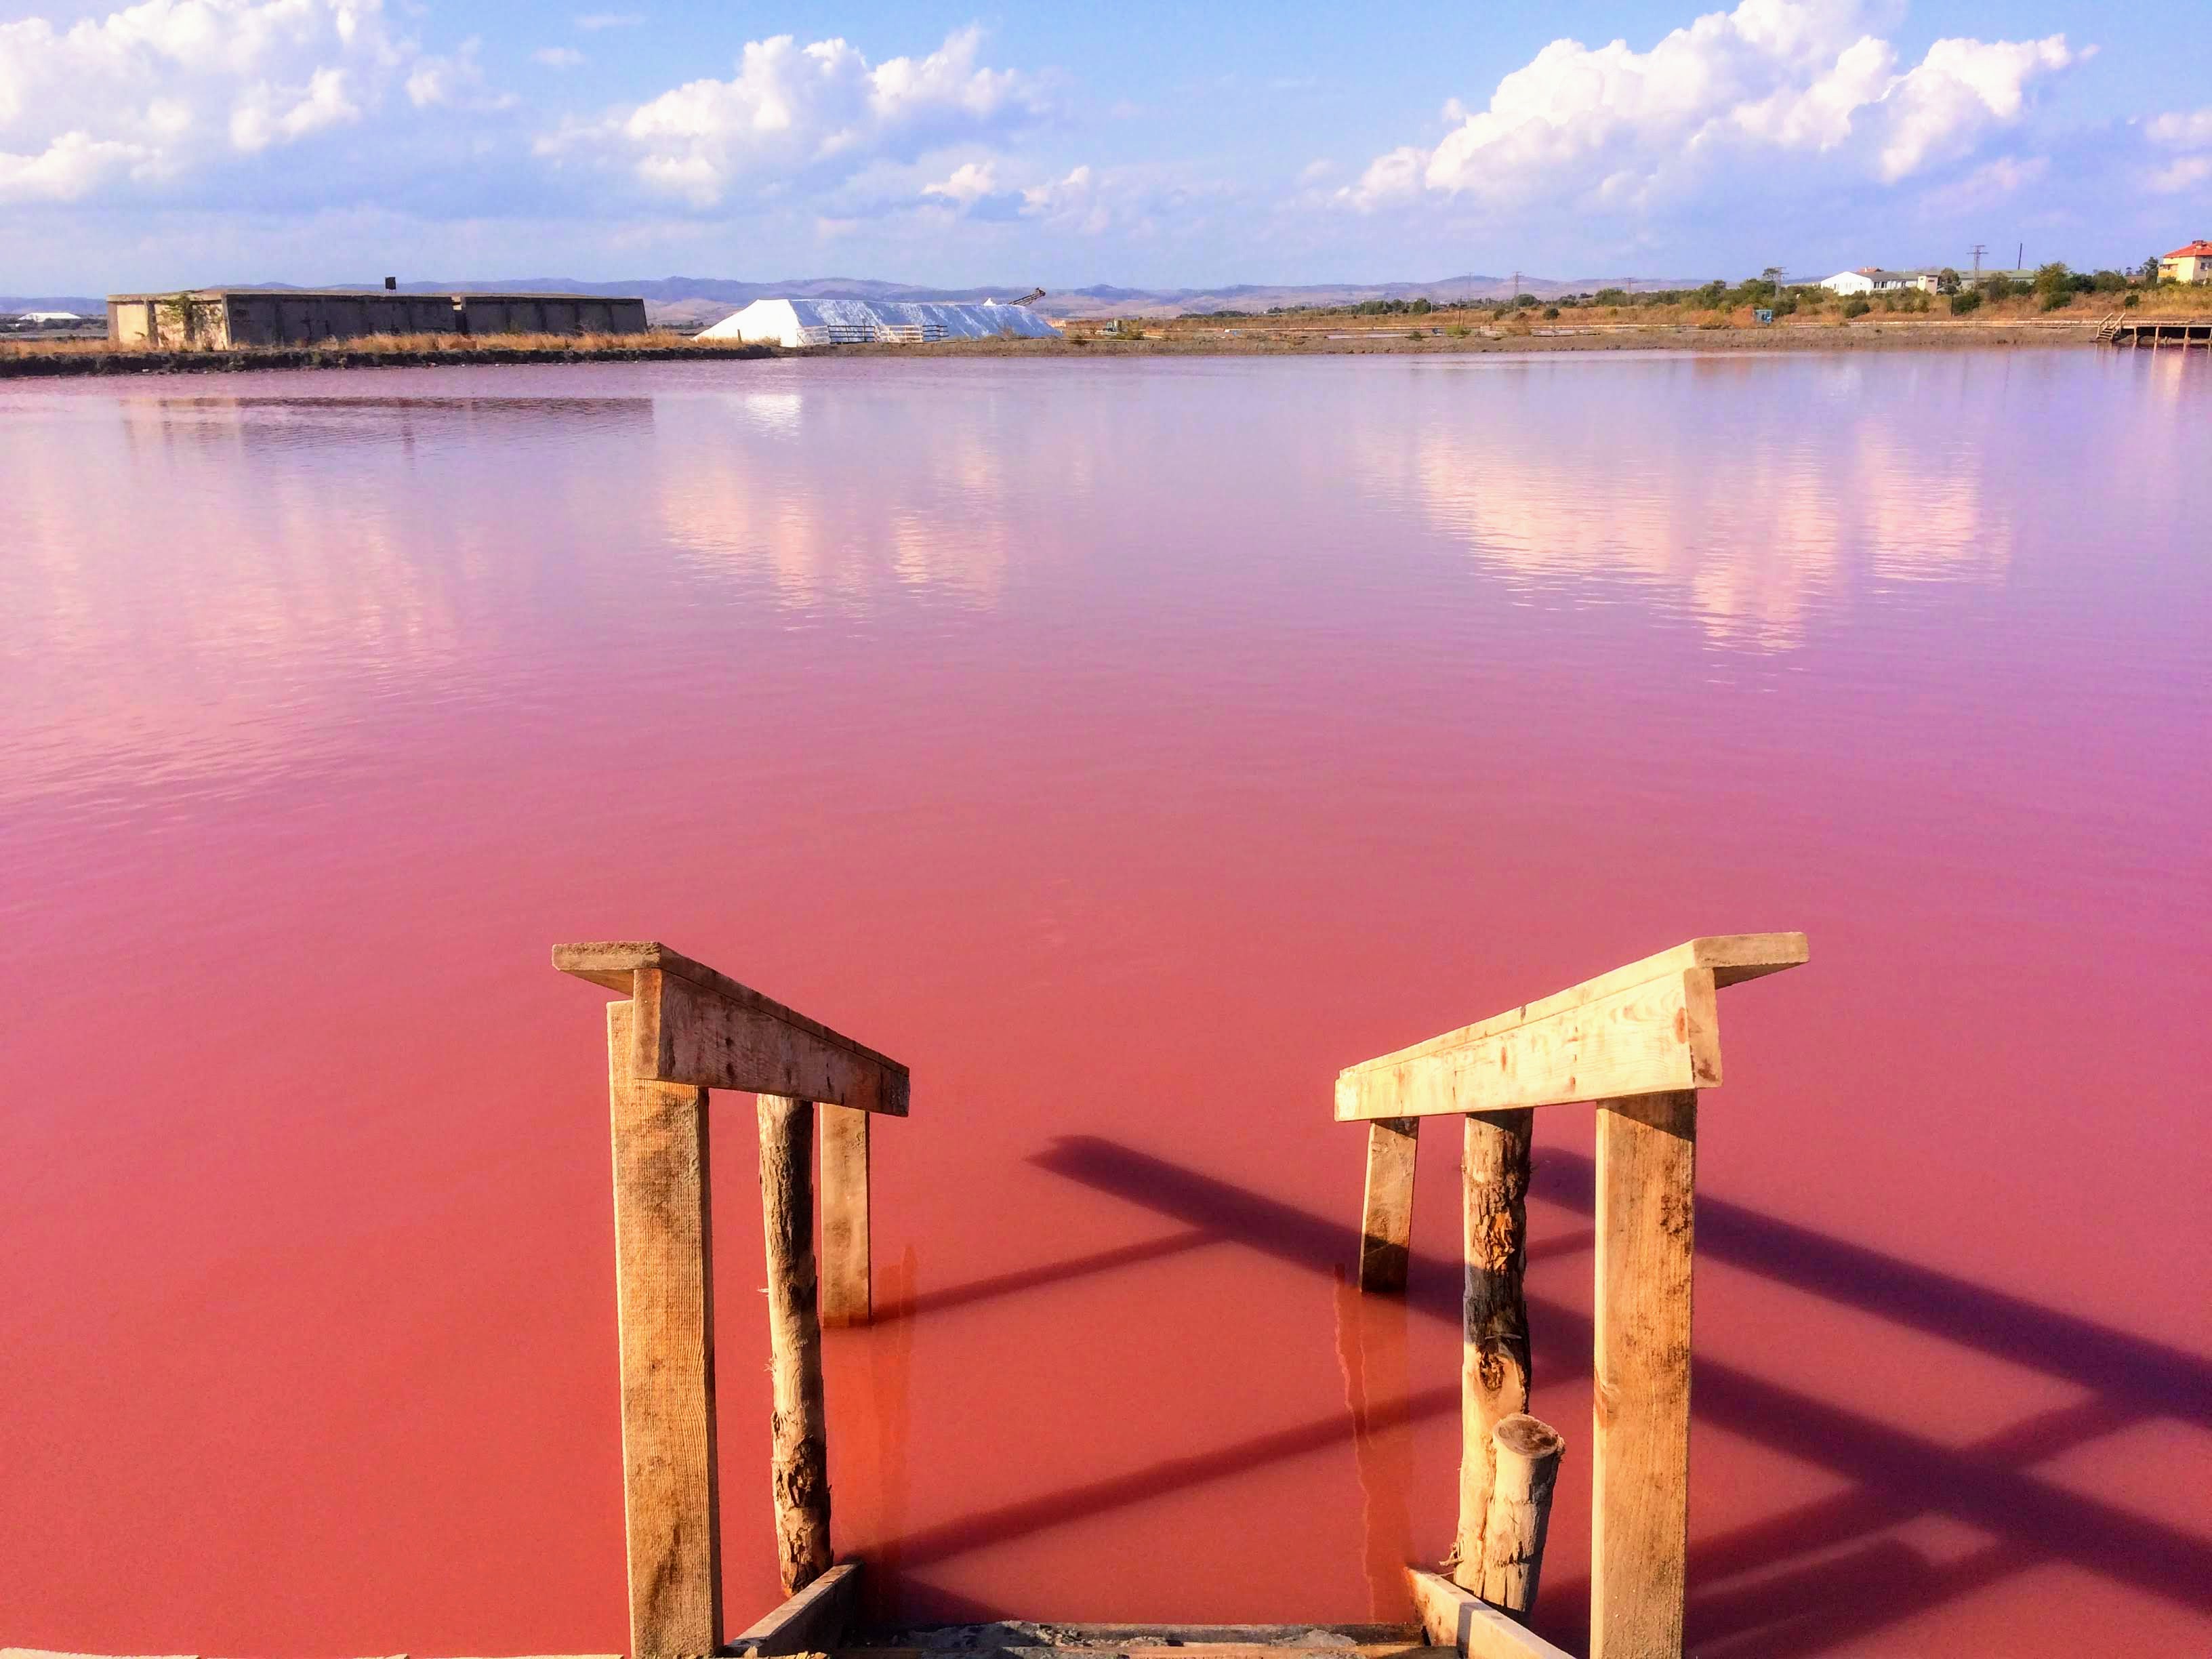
2157, 241, 2212, 283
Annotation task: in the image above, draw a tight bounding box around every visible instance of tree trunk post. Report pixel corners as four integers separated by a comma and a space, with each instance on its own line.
1452, 1107, 1534, 1589
1357, 1116, 1420, 1292
607, 1000, 722, 1658
1592, 1090, 1697, 1659
1479, 1412, 1565, 1622
759, 1092, 834, 1596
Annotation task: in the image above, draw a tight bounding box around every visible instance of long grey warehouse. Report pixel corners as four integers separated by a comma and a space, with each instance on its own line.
106, 290, 649, 347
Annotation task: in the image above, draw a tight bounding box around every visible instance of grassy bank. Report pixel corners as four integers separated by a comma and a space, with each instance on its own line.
0, 329, 770, 378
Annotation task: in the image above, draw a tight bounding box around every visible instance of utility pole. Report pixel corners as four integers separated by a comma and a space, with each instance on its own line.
2017, 241, 2024, 273
1511, 269, 1521, 308
1971, 243, 1986, 283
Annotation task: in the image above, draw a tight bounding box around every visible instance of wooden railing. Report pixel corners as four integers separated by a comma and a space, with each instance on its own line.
556, 941, 909, 1658
1340, 933, 1808, 1659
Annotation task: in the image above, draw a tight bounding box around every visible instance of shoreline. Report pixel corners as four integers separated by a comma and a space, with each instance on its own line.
0, 316, 2165, 379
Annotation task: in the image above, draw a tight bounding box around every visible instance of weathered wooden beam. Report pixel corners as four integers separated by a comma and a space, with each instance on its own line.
1357, 1117, 1419, 1292
1591, 1090, 1698, 1659
554, 941, 909, 1115
1407, 1567, 1576, 1659
759, 1094, 834, 1595
729, 1559, 863, 1656
1479, 1414, 1565, 1622
1338, 968, 1722, 1122
1453, 1110, 1532, 1589
606, 1001, 722, 1659
821, 1102, 872, 1327
1335, 935, 1802, 1124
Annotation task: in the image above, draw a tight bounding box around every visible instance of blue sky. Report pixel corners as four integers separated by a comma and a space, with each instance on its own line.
3, 1, 2207, 291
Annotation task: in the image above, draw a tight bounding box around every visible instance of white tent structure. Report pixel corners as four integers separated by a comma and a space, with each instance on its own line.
698, 297, 1060, 347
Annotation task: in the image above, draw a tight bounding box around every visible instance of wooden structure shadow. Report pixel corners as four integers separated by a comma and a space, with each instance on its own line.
1340, 935, 1808, 1659
556, 942, 907, 1658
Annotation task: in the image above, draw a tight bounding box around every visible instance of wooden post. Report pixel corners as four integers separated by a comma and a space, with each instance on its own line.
1357, 1116, 1419, 1292
1453, 1108, 1533, 1590
1480, 1413, 1565, 1622
759, 1093, 834, 1595
1592, 1090, 1697, 1659
820, 1103, 871, 1327
607, 1001, 722, 1658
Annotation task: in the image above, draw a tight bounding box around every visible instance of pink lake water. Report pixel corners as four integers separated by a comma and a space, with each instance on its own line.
2, 352, 2207, 1656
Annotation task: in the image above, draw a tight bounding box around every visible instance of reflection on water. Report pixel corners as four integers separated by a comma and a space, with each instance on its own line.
1, 354, 2206, 1656
1355, 357, 2019, 651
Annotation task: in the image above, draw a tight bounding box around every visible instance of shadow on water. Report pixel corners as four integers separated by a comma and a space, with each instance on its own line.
868, 1135, 2211, 1656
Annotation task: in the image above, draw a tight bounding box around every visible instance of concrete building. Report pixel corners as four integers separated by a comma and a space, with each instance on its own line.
699, 296, 1060, 347
2156, 241, 2212, 283
106, 289, 647, 347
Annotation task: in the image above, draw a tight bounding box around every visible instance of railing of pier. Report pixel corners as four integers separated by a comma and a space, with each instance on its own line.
556, 941, 909, 1659
1338, 933, 1809, 1659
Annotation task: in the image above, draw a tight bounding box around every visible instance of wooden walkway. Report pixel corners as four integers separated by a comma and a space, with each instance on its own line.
2100, 316, 2212, 348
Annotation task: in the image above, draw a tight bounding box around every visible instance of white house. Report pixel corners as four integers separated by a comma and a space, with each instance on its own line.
1819, 269, 1926, 295
699, 297, 1060, 347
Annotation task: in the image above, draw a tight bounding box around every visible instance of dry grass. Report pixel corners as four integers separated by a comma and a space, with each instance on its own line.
0, 327, 770, 376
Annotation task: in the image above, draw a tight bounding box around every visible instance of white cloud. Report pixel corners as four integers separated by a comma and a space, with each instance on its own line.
0, 0, 418, 203
2148, 157, 2211, 194
533, 47, 588, 70
2148, 108, 2212, 148
923, 159, 1000, 206
544, 26, 1045, 208
406, 38, 512, 112
1342, 1, 2076, 213
575, 12, 642, 30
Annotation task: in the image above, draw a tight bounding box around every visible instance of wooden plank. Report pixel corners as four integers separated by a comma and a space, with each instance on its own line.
1479, 1414, 1565, 1621
1592, 1090, 1698, 1659
642, 966, 907, 1114
821, 1102, 872, 1327
759, 1094, 834, 1595
1406, 1567, 1577, 1659
1338, 969, 1720, 1122
1357, 1117, 1419, 1291
731, 1559, 862, 1656
606, 1001, 722, 1659
1337, 935, 1801, 1115
553, 941, 909, 1115
1453, 1111, 1532, 1590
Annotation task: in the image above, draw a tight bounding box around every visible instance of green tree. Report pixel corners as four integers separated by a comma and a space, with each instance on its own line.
1410, 296, 1432, 314
1949, 289, 1983, 315
1936, 268, 1961, 294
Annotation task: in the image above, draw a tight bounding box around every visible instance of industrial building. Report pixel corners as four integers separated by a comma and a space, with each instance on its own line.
106, 289, 648, 348
699, 296, 1059, 347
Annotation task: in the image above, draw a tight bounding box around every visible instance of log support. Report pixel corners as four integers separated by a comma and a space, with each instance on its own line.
1452, 1109, 1532, 1589
760, 1093, 834, 1595
1479, 1413, 1565, 1622
607, 1001, 722, 1659
1592, 1090, 1698, 1659
1357, 1116, 1419, 1292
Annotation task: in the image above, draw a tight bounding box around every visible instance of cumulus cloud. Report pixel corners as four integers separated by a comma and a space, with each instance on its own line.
2148, 108, 2212, 148
1342, 0, 2076, 216
546, 26, 1046, 208
0, 0, 424, 203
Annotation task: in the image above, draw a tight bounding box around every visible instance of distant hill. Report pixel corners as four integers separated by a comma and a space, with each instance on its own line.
0, 296, 103, 314
14, 274, 1704, 328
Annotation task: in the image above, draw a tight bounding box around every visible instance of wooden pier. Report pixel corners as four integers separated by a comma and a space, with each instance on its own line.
2099, 316, 2212, 348
544, 931, 1803, 1659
